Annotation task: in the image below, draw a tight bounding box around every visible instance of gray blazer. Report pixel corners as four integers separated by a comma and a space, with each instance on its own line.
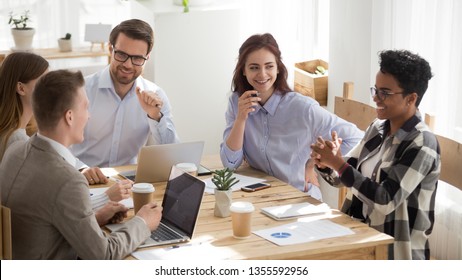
0, 135, 150, 259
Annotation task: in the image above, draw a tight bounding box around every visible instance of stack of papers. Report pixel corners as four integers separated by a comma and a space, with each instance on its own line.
260, 202, 330, 220
89, 187, 133, 209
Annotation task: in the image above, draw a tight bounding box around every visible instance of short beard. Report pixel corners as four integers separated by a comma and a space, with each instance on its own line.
111, 65, 140, 85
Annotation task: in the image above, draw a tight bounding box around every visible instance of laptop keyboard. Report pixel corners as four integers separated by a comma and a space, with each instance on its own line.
124, 174, 135, 181
151, 223, 183, 242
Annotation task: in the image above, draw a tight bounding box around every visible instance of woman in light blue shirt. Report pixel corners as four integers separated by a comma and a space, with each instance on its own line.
220, 33, 363, 200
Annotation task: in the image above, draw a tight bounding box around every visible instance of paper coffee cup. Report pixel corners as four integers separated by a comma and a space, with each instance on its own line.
230, 201, 255, 239
175, 162, 198, 176
132, 183, 155, 214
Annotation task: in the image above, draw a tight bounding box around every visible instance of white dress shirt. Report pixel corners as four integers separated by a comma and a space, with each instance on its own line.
70, 66, 180, 167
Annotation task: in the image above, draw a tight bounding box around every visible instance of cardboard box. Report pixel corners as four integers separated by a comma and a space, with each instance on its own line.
294, 59, 328, 106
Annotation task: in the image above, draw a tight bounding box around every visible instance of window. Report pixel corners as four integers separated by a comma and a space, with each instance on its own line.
375, 0, 462, 141
237, 0, 329, 86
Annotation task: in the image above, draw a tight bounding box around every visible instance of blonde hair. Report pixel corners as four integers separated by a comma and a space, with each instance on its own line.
0, 52, 48, 156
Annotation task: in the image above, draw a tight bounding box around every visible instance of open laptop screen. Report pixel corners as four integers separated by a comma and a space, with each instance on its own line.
134, 141, 205, 183
161, 166, 205, 237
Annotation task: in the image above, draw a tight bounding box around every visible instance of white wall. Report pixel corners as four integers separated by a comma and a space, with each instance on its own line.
322, 0, 377, 208
134, 0, 241, 155
128, 0, 156, 80
327, 0, 374, 112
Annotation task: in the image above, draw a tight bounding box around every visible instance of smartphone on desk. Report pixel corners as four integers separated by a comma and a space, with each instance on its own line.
118, 170, 136, 181
241, 182, 270, 192
197, 165, 212, 176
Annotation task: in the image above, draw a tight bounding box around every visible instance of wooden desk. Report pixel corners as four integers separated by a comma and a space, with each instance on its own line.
0, 47, 110, 65
101, 155, 393, 260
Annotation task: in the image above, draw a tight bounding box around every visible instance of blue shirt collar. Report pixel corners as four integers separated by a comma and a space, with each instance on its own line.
255, 90, 283, 116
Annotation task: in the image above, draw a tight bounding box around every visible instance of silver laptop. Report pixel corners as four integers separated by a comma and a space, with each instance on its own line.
140, 165, 206, 248
121, 141, 204, 183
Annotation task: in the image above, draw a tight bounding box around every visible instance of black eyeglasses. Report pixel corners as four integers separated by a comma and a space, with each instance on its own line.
112, 47, 147, 66
370, 87, 405, 101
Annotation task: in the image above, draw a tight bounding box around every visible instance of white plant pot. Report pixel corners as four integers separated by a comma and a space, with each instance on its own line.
58, 39, 72, 52
11, 28, 35, 51
214, 189, 232, 218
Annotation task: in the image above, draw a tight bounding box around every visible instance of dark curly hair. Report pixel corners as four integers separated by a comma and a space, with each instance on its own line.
379, 50, 433, 107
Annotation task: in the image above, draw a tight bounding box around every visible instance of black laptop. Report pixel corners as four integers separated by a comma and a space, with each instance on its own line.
138, 165, 206, 248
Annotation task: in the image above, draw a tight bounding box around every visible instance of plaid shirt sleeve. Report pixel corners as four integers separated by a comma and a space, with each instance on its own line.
341, 129, 440, 216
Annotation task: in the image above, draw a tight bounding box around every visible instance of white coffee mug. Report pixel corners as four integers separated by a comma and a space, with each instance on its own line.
175, 162, 198, 176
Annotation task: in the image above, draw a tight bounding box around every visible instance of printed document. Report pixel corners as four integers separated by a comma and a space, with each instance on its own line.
253, 219, 355, 246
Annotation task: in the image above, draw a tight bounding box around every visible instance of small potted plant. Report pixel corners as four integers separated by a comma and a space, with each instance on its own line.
181, 0, 189, 13
211, 168, 239, 218
58, 33, 72, 52
173, 0, 213, 13
8, 10, 35, 51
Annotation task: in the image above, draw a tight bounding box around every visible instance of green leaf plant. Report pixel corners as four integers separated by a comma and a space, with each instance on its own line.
8, 10, 31, 29
211, 168, 240, 191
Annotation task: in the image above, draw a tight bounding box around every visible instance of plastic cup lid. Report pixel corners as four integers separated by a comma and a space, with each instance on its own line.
176, 162, 197, 172
132, 183, 154, 193
230, 201, 255, 213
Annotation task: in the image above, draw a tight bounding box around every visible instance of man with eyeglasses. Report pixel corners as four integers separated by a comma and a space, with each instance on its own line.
71, 19, 180, 168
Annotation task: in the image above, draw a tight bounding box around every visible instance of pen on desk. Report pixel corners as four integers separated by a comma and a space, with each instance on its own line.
109, 176, 121, 183
168, 243, 194, 250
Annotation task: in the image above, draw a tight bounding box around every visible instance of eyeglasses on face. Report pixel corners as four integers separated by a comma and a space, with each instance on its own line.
112, 47, 147, 66
370, 87, 405, 101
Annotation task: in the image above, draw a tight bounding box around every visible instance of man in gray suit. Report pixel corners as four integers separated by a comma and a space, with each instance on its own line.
0, 70, 162, 259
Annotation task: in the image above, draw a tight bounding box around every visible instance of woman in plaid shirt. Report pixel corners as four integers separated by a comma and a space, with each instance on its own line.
311, 50, 440, 260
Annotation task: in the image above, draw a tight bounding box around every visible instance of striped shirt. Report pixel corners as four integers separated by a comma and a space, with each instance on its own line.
318, 112, 440, 259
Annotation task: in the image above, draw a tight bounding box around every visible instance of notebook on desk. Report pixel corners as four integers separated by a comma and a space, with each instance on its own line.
120, 141, 204, 183
260, 202, 330, 220
107, 165, 206, 248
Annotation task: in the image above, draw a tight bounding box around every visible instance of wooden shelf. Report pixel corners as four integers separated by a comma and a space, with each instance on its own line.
0, 47, 111, 65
